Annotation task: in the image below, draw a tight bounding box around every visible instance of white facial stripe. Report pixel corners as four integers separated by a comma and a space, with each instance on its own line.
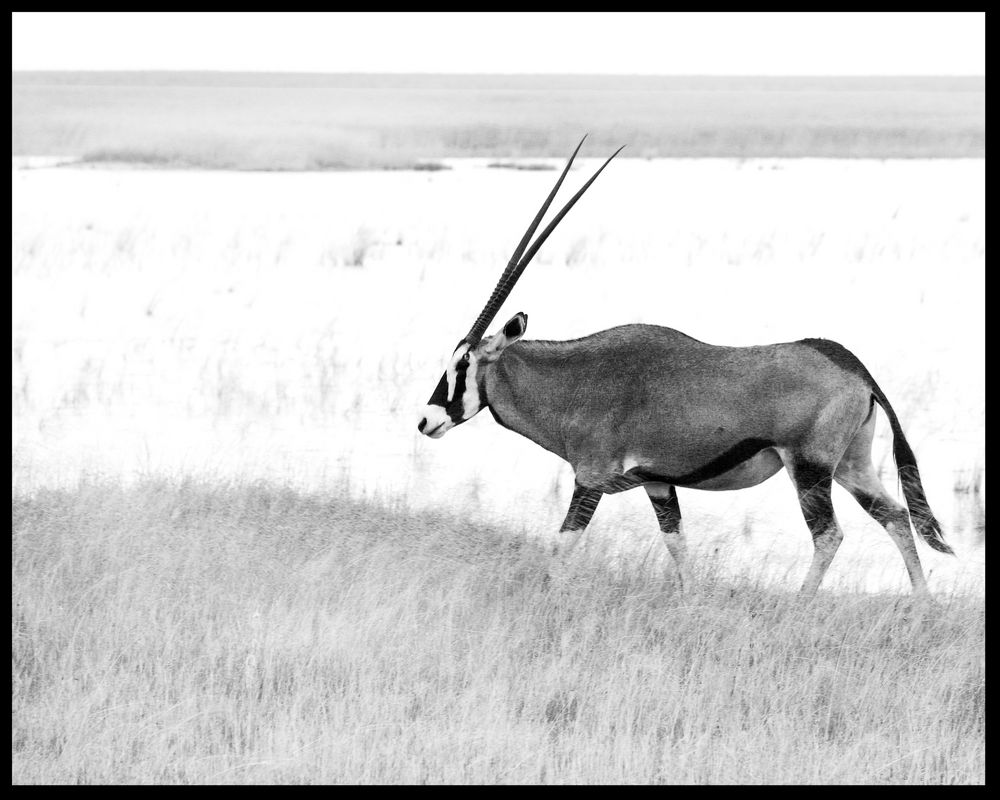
445, 362, 456, 403
462, 353, 479, 419
445, 343, 471, 404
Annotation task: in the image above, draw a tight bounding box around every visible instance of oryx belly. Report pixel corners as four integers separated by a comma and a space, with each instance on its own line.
617, 437, 783, 492
690, 446, 784, 489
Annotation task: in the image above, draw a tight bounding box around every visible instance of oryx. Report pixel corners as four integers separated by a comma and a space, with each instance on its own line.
417, 137, 952, 597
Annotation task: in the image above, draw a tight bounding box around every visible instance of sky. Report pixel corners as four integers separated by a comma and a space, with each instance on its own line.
11, 12, 986, 75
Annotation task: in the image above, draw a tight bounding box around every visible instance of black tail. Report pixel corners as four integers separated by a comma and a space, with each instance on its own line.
872, 391, 954, 555
798, 337, 953, 555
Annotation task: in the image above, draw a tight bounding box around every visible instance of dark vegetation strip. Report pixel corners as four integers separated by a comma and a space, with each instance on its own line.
12, 72, 985, 168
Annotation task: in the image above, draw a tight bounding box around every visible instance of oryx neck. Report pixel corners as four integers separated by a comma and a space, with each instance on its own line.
481, 339, 592, 461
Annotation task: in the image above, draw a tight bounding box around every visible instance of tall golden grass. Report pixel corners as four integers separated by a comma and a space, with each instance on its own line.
11, 480, 985, 784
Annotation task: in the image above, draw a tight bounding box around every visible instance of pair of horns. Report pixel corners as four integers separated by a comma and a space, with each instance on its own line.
464, 136, 625, 345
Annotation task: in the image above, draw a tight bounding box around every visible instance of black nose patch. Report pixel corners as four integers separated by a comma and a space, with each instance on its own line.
418, 418, 427, 433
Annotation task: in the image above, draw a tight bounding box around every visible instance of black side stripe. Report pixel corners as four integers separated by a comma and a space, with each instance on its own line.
625, 437, 776, 488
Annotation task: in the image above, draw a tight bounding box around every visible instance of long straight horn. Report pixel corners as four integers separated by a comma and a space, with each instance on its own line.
499, 144, 625, 298
465, 136, 592, 345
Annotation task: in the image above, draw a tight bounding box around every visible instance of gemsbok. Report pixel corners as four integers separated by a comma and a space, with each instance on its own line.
417, 137, 952, 597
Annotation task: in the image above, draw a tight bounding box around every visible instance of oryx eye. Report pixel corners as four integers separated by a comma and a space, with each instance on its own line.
461, 353, 470, 363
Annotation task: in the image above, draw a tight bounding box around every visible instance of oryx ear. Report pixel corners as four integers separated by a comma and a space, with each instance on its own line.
482, 312, 528, 359
503, 312, 527, 340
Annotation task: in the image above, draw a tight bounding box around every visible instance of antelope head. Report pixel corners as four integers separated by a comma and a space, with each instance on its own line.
417, 137, 623, 438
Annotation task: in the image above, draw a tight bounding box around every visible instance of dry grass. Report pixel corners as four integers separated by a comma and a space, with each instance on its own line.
11, 73, 986, 168
11, 480, 985, 784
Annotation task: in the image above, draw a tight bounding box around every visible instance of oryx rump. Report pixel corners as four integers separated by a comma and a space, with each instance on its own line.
417, 137, 952, 597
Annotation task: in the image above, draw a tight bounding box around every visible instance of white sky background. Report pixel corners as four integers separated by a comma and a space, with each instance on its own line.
11, 12, 985, 75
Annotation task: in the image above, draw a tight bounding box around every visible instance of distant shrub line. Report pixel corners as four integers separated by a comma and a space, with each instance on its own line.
13, 73, 985, 169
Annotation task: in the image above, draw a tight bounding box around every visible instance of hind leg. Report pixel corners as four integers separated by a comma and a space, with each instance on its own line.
834, 412, 930, 596
645, 484, 687, 590
781, 453, 843, 597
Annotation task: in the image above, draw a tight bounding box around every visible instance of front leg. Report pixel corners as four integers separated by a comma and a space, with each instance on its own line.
554, 483, 603, 556
645, 484, 687, 590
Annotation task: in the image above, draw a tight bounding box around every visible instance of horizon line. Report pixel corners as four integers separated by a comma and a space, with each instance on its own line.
11, 69, 986, 78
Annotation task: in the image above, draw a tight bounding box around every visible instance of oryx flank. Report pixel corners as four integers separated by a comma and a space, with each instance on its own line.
417, 137, 952, 597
